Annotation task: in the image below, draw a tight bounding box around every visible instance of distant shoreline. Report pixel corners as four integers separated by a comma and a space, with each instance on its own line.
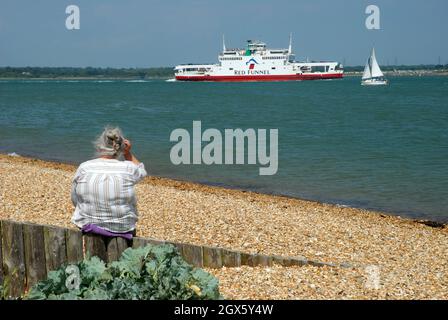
344, 70, 448, 77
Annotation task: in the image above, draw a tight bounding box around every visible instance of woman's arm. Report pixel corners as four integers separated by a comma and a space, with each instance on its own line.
122, 139, 147, 181
123, 139, 141, 165
71, 166, 85, 206
71, 180, 79, 206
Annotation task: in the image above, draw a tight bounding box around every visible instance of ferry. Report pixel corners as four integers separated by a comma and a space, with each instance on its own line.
174, 35, 344, 82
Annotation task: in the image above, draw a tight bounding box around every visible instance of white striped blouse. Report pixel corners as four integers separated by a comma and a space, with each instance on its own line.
71, 158, 147, 233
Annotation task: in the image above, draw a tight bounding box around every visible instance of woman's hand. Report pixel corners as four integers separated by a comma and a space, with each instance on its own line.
123, 139, 141, 165
123, 139, 132, 156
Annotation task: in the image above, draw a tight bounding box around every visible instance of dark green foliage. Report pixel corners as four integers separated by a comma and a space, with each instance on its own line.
344, 64, 448, 72
0, 67, 174, 79
25, 244, 222, 300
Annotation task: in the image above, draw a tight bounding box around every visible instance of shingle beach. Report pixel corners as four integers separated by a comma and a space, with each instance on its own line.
0, 154, 447, 299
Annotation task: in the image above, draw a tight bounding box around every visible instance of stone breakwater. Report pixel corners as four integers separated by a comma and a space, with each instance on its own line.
0, 154, 447, 299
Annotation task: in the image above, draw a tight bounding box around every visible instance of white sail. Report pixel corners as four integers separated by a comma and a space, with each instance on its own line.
370, 48, 384, 78
362, 59, 372, 80
362, 48, 384, 80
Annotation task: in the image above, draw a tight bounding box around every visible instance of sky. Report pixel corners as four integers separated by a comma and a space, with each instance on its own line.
0, 0, 447, 67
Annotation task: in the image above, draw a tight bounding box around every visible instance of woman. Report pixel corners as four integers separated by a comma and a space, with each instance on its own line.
71, 127, 147, 235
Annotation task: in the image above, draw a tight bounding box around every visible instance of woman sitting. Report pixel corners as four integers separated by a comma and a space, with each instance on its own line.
71, 127, 147, 236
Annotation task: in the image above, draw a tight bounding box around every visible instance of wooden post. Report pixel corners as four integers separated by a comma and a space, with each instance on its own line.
290, 256, 308, 266
115, 237, 129, 259
23, 223, 47, 288
105, 237, 130, 263
222, 249, 241, 267
166, 241, 185, 257
254, 254, 273, 267
1, 220, 26, 298
0, 221, 3, 286
43, 226, 68, 272
66, 229, 83, 264
132, 237, 149, 249
202, 246, 223, 268
272, 255, 285, 266
240, 252, 254, 266
84, 234, 107, 262
146, 238, 166, 246
182, 244, 203, 267
106, 238, 119, 263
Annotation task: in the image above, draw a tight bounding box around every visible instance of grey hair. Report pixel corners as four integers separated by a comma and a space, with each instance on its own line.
94, 126, 125, 158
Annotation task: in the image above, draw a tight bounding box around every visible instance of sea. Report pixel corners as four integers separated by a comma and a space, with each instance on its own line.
0, 76, 447, 221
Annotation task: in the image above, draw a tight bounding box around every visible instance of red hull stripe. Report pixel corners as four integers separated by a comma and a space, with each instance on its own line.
175, 73, 343, 82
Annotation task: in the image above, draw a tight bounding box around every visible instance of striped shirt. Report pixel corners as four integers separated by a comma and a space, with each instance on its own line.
71, 158, 147, 233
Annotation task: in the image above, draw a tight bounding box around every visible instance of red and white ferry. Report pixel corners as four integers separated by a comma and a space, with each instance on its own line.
174, 36, 343, 82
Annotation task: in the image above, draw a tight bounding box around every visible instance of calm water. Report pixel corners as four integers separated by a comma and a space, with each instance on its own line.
1, 77, 447, 221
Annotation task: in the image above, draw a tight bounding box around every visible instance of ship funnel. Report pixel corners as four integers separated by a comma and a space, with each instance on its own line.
222, 35, 226, 51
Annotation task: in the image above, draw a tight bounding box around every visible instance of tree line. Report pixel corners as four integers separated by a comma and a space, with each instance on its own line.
0, 67, 174, 79
344, 64, 448, 72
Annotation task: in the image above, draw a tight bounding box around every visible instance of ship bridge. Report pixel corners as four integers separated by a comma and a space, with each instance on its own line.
246, 40, 266, 52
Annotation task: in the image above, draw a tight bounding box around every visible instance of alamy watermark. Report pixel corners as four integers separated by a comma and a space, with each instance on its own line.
65, 265, 81, 290
66, 5, 80, 30
365, 4, 381, 30
170, 121, 278, 175
64, 4, 379, 31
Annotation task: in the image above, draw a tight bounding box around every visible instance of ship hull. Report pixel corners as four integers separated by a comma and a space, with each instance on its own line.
175, 73, 343, 82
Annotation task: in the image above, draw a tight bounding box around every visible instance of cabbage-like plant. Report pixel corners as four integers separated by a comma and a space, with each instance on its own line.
26, 244, 222, 300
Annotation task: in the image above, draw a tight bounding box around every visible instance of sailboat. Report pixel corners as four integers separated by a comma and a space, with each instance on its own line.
361, 48, 388, 86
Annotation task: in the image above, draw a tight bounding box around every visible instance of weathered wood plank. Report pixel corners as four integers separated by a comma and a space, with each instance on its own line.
240, 252, 256, 266
146, 238, 166, 246
166, 241, 185, 256
66, 229, 83, 264
115, 237, 129, 259
23, 223, 47, 288
106, 238, 119, 263
84, 234, 107, 262
182, 244, 203, 267
271, 255, 285, 266
202, 246, 223, 268
278, 257, 294, 267
132, 237, 149, 249
254, 254, 273, 267
221, 249, 241, 267
290, 256, 308, 266
0, 220, 3, 286
44, 226, 68, 272
1, 220, 26, 298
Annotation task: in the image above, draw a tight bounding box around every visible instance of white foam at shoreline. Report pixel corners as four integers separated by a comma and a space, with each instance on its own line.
7, 152, 20, 157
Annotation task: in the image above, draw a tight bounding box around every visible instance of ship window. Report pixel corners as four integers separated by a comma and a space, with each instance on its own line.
229, 68, 233, 70
272, 67, 276, 70
311, 66, 326, 72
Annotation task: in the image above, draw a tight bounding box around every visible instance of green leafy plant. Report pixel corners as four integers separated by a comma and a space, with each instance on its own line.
25, 244, 222, 300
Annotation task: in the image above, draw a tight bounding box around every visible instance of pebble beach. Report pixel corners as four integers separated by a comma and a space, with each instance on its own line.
0, 154, 447, 299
